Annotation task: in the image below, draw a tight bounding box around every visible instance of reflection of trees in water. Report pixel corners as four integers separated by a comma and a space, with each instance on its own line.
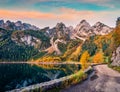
0, 63, 81, 91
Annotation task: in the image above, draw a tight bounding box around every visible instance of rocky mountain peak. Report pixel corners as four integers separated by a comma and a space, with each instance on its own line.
0, 20, 4, 28
15, 21, 22, 26
6, 20, 14, 27
73, 20, 113, 39
41, 27, 49, 31
0, 19, 40, 30
80, 19, 88, 24
74, 20, 91, 37
6, 20, 12, 24
79, 20, 90, 26
92, 22, 113, 35
0, 20, 4, 24
75, 20, 90, 30
16, 21, 22, 24
56, 22, 66, 29
93, 22, 106, 28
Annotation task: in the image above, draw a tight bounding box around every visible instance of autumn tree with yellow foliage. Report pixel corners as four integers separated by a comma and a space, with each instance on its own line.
93, 50, 104, 63
68, 46, 81, 61
80, 51, 90, 70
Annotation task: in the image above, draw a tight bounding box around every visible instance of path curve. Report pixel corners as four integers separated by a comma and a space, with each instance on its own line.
61, 65, 120, 92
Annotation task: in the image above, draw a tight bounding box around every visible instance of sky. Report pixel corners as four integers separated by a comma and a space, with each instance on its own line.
0, 0, 120, 28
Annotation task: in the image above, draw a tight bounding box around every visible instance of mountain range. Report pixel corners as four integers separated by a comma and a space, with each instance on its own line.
0, 18, 119, 67
0, 19, 113, 54
0, 20, 40, 31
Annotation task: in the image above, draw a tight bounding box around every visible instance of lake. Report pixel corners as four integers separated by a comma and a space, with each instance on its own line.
0, 63, 81, 91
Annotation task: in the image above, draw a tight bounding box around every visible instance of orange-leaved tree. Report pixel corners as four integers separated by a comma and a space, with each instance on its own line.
80, 51, 90, 70
93, 50, 104, 64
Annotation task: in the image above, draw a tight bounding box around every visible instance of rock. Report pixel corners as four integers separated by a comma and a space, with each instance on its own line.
75, 20, 91, 37
12, 34, 42, 48
92, 22, 113, 35
0, 19, 40, 30
74, 20, 113, 39
111, 46, 120, 66
0, 20, 4, 27
15, 21, 22, 26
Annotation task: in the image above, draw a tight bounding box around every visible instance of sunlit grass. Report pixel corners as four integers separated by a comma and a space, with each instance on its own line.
47, 71, 87, 92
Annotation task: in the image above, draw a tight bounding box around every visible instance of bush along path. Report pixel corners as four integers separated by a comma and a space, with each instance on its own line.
61, 64, 120, 92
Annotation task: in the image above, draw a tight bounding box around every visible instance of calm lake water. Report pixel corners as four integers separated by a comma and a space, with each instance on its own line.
0, 63, 81, 91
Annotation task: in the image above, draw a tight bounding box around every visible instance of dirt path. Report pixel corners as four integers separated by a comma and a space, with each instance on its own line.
61, 65, 120, 92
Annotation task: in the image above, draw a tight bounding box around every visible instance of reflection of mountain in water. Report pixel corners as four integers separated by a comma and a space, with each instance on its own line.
0, 63, 81, 91
44, 71, 61, 80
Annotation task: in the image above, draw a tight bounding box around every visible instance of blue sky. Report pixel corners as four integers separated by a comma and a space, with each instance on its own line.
0, 0, 119, 28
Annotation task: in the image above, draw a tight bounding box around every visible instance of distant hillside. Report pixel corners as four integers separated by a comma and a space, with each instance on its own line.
0, 28, 50, 61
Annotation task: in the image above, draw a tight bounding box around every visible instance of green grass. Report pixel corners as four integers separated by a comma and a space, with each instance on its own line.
108, 65, 120, 72
47, 71, 87, 92
111, 66, 120, 72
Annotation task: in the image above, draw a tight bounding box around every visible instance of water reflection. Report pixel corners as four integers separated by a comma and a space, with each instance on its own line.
0, 63, 81, 91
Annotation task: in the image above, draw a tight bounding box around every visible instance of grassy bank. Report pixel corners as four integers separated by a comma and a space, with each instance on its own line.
46, 71, 87, 92
109, 66, 120, 73
13, 70, 88, 92
108, 63, 120, 72
48, 66, 94, 92
10, 66, 93, 92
